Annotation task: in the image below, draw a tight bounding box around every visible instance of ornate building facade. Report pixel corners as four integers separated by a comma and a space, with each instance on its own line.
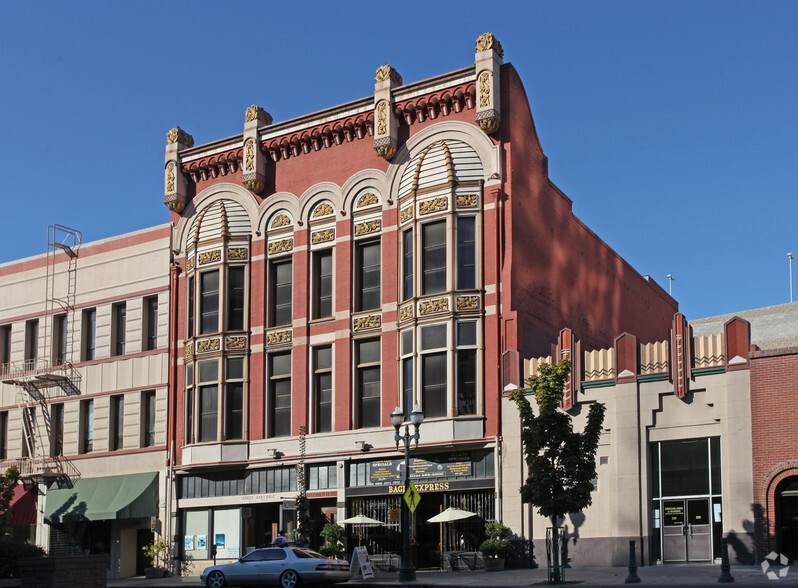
162, 33, 678, 569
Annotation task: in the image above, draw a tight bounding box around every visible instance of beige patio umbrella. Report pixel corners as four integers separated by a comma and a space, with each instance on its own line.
427, 507, 477, 569
341, 514, 383, 546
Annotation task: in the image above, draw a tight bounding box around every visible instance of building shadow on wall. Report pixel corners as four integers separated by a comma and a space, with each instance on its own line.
726, 503, 762, 565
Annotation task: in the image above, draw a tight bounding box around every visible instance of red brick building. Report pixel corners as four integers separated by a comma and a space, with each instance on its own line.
162, 33, 677, 567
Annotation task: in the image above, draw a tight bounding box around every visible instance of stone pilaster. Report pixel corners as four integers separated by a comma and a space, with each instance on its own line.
164, 127, 194, 213
242, 105, 272, 194
373, 64, 402, 161
474, 32, 503, 134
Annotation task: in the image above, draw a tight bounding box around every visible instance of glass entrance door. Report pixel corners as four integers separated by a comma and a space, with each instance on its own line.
661, 499, 712, 562
662, 500, 686, 562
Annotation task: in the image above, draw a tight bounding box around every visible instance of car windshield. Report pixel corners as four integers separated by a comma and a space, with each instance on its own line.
291, 548, 325, 559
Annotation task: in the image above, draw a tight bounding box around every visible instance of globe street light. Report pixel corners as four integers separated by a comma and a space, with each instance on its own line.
391, 404, 424, 582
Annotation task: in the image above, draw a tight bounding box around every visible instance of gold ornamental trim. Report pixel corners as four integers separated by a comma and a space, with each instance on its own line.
268, 238, 293, 255
399, 304, 414, 321
312, 202, 335, 218
271, 214, 291, 229
479, 72, 491, 108
166, 162, 176, 193
245, 105, 259, 123
196, 338, 221, 353
228, 248, 248, 260
419, 197, 448, 215
456, 194, 478, 208
198, 249, 222, 265
357, 192, 379, 208
419, 297, 449, 315
475, 32, 504, 58
311, 229, 335, 245
166, 127, 194, 147
185, 343, 194, 358
186, 257, 195, 271
400, 206, 413, 223
226, 336, 247, 350
245, 139, 255, 171
352, 314, 382, 332
456, 295, 480, 311
266, 329, 293, 346
375, 64, 401, 83
354, 220, 381, 237
377, 101, 388, 136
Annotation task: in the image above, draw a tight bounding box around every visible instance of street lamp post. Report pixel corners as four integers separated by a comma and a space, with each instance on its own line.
391, 404, 424, 583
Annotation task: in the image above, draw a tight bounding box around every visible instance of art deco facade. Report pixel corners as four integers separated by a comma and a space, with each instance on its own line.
162, 33, 677, 568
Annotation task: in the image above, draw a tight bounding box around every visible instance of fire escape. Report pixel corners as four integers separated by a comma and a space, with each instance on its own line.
1, 225, 82, 487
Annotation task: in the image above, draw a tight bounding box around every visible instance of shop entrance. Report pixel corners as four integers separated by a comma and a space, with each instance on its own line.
662, 499, 712, 562
650, 437, 722, 563
776, 477, 798, 562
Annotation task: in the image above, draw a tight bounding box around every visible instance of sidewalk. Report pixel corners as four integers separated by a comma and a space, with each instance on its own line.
108, 564, 787, 587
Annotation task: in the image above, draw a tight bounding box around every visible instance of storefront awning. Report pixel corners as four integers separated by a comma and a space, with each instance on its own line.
44, 472, 158, 523
10, 484, 37, 526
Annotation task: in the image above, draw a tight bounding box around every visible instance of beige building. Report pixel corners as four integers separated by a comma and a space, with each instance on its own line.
0, 224, 171, 579
501, 315, 757, 566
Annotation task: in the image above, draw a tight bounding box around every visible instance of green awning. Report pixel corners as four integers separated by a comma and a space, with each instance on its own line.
45, 472, 158, 523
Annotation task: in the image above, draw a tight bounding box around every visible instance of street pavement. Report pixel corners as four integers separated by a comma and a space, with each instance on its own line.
107, 564, 795, 587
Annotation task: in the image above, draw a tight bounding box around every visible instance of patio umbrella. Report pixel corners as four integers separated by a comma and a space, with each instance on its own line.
341, 514, 383, 525
427, 508, 478, 570
341, 514, 383, 546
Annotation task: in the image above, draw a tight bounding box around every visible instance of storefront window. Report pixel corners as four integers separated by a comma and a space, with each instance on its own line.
213, 508, 242, 560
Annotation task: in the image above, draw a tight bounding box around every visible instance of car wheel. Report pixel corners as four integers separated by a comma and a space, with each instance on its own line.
280, 569, 301, 588
206, 570, 226, 588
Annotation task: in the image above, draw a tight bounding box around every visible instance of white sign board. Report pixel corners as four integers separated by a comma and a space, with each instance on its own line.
351, 546, 374, 579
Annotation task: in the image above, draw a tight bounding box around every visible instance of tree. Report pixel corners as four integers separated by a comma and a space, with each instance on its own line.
0, 467, 20, 536
510, 359, 605, 583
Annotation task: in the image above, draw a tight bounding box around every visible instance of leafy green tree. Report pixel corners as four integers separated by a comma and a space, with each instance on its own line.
0, 467, 20, 536
510, 360, 605, 583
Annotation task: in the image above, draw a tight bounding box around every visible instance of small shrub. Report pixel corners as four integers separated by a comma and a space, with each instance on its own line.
0, 537, 45, 579
479, 521, 513, 559
319, 523, 345, 559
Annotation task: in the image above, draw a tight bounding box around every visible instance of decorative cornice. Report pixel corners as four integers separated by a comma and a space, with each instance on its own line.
270, 214, 292, 229
311, 229, 335, 245
475, 32, 503, 58
419, 297, 449, 315
268, 239, 293, 255
353, 314, 382, 332
267, 329, 293, 346
166, 127, 194, 147
456, 295, 480, 311
198, 250, 222, 265
354, 220, 381, 237
196, 338, 221, 353
312, 202, 335, 218
375, 64, 402, 84
419, 197, 449, 215
226, 336, 247, 350
245, 105, 273, 125
356, 192, 379, 208
455, 194, 479, 208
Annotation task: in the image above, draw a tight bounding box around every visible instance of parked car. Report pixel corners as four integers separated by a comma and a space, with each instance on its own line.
201, 546, 350, 588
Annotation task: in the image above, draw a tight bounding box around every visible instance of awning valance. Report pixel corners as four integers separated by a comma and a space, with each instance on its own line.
44, 472, 158, 523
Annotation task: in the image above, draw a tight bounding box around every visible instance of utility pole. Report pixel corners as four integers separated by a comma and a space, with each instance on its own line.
789, 253, 794, 303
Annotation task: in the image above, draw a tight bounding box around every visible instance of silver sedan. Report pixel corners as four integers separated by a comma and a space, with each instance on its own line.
201, 547, 349, 588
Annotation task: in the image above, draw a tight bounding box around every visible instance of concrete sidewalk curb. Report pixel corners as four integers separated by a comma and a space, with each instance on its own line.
107, 564, 783, 587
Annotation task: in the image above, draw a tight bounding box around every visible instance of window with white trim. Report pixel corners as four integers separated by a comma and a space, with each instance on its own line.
313, 346, 332, 433
268, 352, 291, 438
355, 339, 380, 428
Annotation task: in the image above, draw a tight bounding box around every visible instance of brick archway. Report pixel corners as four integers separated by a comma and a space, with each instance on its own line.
757, 465, 798, 560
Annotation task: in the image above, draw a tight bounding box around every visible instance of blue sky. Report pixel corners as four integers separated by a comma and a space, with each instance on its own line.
1, 1, 795, 320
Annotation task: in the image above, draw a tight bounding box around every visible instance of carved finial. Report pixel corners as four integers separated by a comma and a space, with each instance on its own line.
245, 105, 273, 125
375, 64, 402, 84
476, 32, 504, 58
166, 127, 194, 147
